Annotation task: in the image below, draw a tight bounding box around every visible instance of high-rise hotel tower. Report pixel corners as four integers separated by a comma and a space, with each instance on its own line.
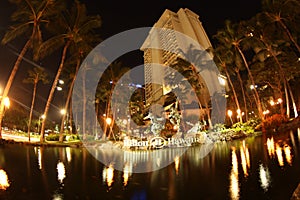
140, 8, 213, 116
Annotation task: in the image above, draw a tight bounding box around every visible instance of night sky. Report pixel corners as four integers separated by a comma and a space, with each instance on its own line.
0, 0, 262, 122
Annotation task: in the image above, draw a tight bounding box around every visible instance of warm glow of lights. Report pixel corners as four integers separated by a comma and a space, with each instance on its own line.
103, 164, 114, 187
284, 144, 292, 165
229, 147, 239, 200
263, 110, 270, 115
240, 147, 248, 177
240, 141, 250, 177
38, 147, 42, 170
60, 109, 66, 115
56, 86, 62, 91
58, 79, 64, 85
106, 117, 112, 125
3, 97, 10, 108
41, 114, 46, 120
123, 163, 132, 186
269, 100, 275, 106
259, 164, 271, 192
277, 98, 282, 104
267, 137, 275, 158
276, 144, 284, 167
66, 147, 72, 163
173, 125, 179, 131
227, 110, 233, 117
174, 156, 180, 175
0, 169, 10, 190
57, 161, 66, 184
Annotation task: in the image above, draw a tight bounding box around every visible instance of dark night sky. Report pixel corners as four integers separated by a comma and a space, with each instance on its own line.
0, 0, 262, 122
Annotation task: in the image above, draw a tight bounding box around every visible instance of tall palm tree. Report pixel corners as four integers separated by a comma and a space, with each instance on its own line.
23, 66, 48, 141
261, 0, 300, 54
249, 14, 299, 118
37, 0, 102, 142
96, 61, 130, 140
213, 20, 264, 119
58, 31, 102, 142
213, 46, 243, 123
0, 0, 62, 138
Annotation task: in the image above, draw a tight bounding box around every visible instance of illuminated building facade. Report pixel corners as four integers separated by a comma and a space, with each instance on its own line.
140, 8, 213, 117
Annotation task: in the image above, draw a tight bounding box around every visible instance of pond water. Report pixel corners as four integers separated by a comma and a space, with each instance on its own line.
0, 129, 300, 200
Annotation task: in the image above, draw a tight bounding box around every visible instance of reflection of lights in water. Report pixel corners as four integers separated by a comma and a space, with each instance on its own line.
259, 164, 271, 192
284, 144, 292, 165
57, 161, 66, 184
229, 147, 239, 200
123, 163, 132, 186
37, 147, 42, 170
174, 156, 180, 175
66, 147, 72, 163
103, 164, 114, 187
240, 141, 250, 177
0, 169, 10, 190
276, 144, 284, 167
52, 193, 63, 200
267, 137, 275, 158
240, 147, 248, 177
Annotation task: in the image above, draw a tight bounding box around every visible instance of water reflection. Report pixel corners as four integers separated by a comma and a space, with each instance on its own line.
57, 161, 66, 184
34, 147, 43, 170
0, 129, 299, 199
284, 144, 292, 165
103, 164, 114, 187
266, 136, 293, 167
259, 164, 271, 192
267, 137, 275, 158
0, 169, 10, 190
66, 147, 72, 163
123, 162, 132, 186
229, 147, 239, 200
240, 140, 250, 177
174, 156, 180, 175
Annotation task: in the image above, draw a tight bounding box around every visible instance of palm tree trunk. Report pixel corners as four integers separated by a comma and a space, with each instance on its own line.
59, 58, 80, 142
40, 41, 71, 142
268, 46, 295, 118
236, 69, 248, 121
278, 19, 300, 54
27, 76, 38, 141
236, 46, 264, 119
224, 67, 243, 123
0, 39, 31, 138
286, 80, 298, 118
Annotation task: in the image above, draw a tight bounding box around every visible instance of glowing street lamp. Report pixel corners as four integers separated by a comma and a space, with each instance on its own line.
227, 110, 233, 125
277, 98, 283, 104
3, 97, 10, 109
106, 117, 112, 125
60, 109, 66, 115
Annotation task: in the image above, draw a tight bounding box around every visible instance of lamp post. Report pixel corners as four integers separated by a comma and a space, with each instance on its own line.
227, 110, 233, 125
38, 114, 46, 134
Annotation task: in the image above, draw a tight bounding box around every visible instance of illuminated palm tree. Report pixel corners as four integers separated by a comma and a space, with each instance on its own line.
0, 0, 62, 138
37, 0, 102, 142
23, 66, 49, 141
213, 46, 244, 123
260, 0, 300, 54
213, 20, 264, 119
